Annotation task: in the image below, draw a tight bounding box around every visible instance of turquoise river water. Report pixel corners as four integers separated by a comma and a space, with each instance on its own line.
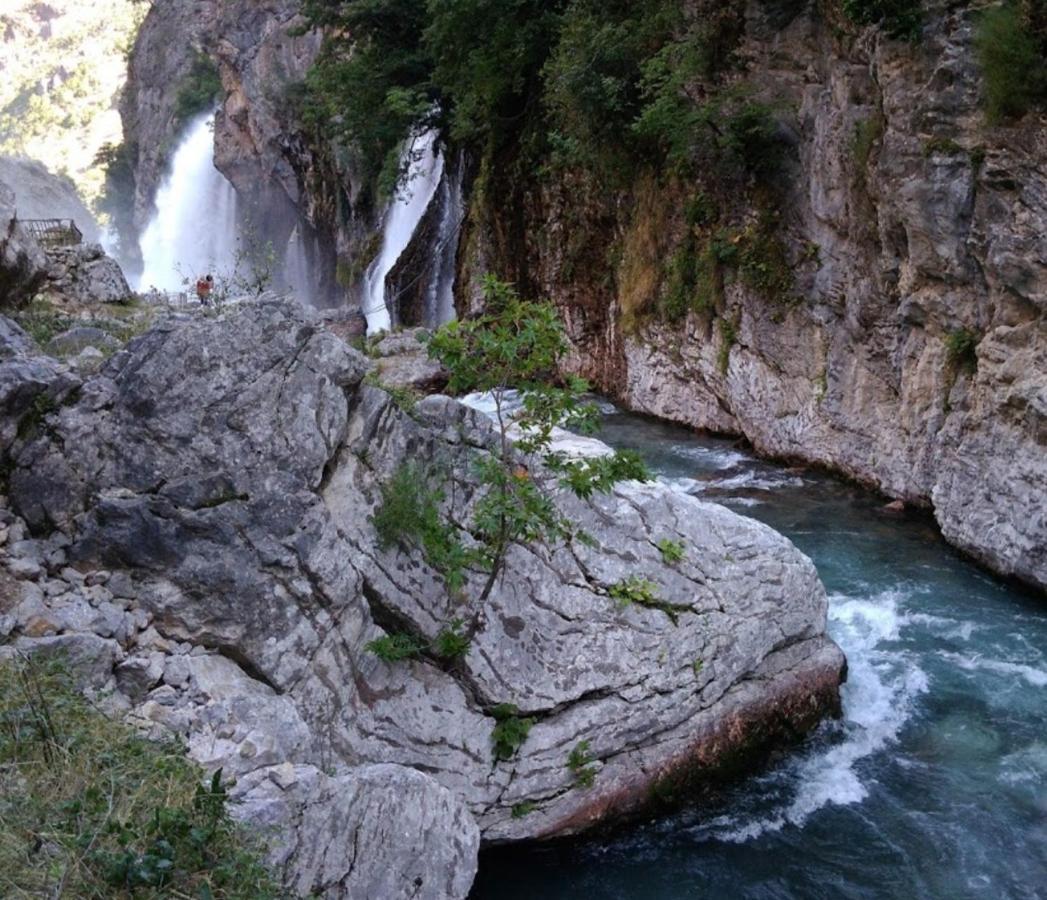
471, 409, 1047, 900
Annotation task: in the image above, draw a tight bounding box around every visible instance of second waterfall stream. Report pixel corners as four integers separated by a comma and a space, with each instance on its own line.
362, 129, 443, 333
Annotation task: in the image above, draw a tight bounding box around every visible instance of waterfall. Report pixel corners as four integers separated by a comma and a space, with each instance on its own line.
425, 151, 464, 327
362, 129, 444, 333
283, 223, 313, 305
138, 113, 238, 293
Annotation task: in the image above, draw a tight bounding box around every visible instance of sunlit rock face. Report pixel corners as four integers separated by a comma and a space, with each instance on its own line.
459, 2, 1047, 591
1, 297, 844, 895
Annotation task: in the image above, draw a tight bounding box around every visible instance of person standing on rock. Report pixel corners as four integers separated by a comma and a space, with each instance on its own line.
196, 274, 214, 306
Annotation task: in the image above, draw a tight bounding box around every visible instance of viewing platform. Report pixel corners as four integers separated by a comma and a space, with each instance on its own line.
20, 218, 83, 248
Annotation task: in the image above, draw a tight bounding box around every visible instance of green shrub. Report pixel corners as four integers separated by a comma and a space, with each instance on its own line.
718, 317, 738, 375
852, 115, 884, 171
609, 574, 692, 622
433, 619, 471, 659
173, 52, 222, 127
490, 704, 535, 761
511, 801, 536, 818
656, 538, 686, 564
365, 632, 425, 662
840, 0, 923, 40
923, 136, 964, 157
566, 740, 597, 788
609, 575, 660, 607
371, 463, 469, 593
975, 2, 1047, 123
944, 328, 979, 373
12, 300, 75, 348
0, 658, 281, 898
736, 223, 793, 301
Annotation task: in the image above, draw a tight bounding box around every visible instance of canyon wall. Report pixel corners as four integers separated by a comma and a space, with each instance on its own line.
122, 0, 357, 304
119, 0, 1045, 590
460, 0, 1046, 591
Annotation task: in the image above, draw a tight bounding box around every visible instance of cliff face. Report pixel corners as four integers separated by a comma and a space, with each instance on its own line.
120, 0, 215, 233
118, 0, 1045, 589
122, 0, 366, 305
460, 1, 1047, 591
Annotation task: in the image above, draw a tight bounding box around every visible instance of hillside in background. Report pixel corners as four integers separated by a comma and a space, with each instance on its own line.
0, 0, 145, 210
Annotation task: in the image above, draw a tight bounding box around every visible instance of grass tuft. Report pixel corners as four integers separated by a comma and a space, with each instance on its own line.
0, 657, 282, 899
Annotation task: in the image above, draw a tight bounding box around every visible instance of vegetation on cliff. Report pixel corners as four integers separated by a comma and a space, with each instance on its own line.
975, 0, 1047, 122
0, 657, 281, 899
0, 1, 147, 206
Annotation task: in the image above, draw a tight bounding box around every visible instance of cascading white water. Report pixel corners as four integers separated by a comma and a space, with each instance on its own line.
362, 129, 444, 333
425, 151, 464, 327
283, 223, 314, 305
138, 113, 238, 293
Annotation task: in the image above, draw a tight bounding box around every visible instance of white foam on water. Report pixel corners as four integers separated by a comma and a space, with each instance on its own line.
669, 444, 751, 470
998, 742, 1047, 786
702, 470, 807, 492
936, 652, 1047, 688
704, 588, 929, 843
139, 113, 238, 293
905, 612, 978, 642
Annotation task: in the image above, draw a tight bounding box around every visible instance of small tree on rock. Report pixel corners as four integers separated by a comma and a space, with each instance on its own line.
373, 275, 649, 646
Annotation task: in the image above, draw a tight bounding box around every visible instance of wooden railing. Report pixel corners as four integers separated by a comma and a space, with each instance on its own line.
21, 218, 83, 248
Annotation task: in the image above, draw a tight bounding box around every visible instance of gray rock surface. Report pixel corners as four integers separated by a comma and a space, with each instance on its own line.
0, 314, 79, 453
0, 297, 844, 896
46, 326, 122, 357
232, 763, 480, 900
44, 243, 132, 304
1, 179, 48, 306
371, 328, 448, 392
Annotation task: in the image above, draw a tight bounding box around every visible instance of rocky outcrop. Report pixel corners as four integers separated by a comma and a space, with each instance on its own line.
0, 180, 47, 306
460, 1, 1047, 592
232, 763, 480, 898
122, 0, 352, 306
1, 166, 131, 307
120, 0, 215, 234
44, 243, 132, 303
0, 296, 844, 895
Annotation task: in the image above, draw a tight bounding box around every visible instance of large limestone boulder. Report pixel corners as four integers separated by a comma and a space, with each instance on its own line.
232, 763, 480, 899
44, 243, 133, 303
1, 297, 844, 895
